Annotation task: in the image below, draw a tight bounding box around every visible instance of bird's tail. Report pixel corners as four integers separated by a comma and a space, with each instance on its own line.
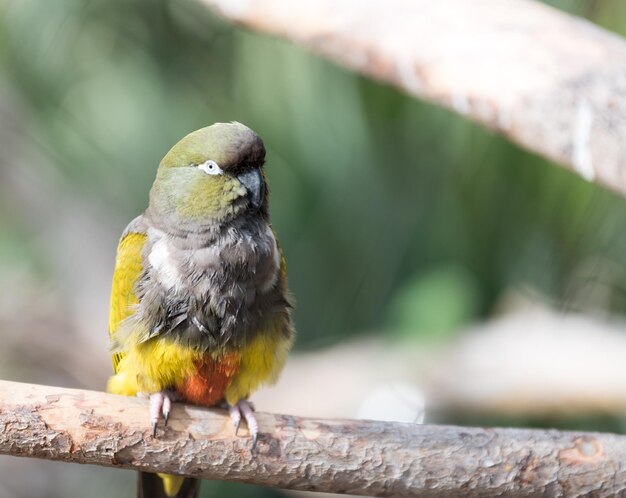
137, 472, 199, 498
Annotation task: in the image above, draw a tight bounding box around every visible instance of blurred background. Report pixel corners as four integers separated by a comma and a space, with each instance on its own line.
2, 0, 626, 496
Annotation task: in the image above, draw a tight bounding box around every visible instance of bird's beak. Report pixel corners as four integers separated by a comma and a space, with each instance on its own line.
237, 168, 264, 210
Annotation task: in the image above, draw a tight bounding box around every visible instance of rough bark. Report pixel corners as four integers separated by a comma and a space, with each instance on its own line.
1, 380, 626, 497
199, 0, 626, 198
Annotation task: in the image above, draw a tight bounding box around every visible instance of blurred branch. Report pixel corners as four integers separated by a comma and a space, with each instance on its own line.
256, 307, 626, 422
3, 381, 626, 496
200, 0, 626, 197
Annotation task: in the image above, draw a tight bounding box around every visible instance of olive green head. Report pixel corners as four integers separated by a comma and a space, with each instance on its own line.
148, 122, 268, 227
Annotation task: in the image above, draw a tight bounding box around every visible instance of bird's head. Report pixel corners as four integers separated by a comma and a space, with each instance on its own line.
148, 122, 268, 229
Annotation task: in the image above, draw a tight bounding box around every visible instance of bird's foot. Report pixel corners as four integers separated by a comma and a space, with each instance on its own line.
148, 390, 177, 436
228, 399, 258, 450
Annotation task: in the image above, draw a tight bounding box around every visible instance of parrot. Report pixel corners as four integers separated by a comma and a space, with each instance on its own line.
106, 122, 294, 498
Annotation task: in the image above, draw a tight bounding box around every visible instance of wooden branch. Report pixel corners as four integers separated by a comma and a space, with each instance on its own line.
2, 381, 626, 496
199, 0, 626, 197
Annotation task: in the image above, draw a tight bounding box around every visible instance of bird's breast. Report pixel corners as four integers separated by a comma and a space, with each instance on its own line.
147, 224, 280, 296
140, 222, 283, 349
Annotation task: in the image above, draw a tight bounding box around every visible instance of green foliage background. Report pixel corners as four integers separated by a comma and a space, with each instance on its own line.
1, 0, 626, 496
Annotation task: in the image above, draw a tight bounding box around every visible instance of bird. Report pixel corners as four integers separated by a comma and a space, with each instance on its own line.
106, 122, 294, 498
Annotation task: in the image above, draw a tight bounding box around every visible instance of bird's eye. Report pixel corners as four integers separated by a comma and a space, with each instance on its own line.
198, 160, 223, 176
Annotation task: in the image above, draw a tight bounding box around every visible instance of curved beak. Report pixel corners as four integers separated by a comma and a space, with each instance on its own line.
237, 168, 264, 210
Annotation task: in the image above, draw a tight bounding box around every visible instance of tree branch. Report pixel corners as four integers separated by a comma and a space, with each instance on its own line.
1, 380, 626, 497
199, 0, 626, 197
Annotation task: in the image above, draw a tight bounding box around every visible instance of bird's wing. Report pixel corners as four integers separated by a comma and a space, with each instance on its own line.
108, 216, 147, 373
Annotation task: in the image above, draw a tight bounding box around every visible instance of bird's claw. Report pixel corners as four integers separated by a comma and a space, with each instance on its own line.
251, 433, 258, 452
149, 391, 175, 436
229, 399, 258, 451
229, 404, 242, 434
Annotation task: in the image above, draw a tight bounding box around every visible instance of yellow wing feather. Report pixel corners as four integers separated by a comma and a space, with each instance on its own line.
108, 231, 147, 373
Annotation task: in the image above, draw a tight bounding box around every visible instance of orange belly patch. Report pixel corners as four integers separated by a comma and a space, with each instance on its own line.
175, 352, 241, 406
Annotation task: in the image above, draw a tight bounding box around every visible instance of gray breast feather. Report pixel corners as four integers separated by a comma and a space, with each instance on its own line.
131, 217, 285, 350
